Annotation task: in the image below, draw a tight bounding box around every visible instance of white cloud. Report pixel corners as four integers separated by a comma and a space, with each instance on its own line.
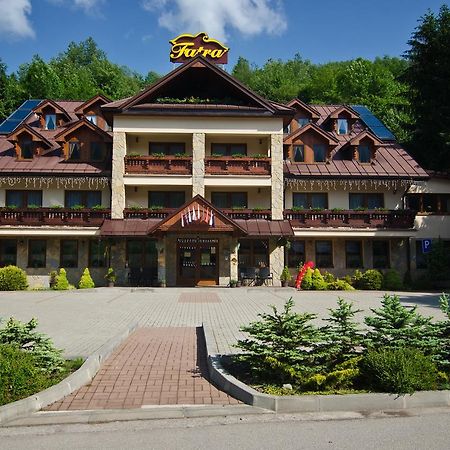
142, 0, 287, 41
48, 0, 106, 16
0, 0, 35, 40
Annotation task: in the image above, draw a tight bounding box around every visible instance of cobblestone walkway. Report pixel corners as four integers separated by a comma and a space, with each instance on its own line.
46, 327, 239, 410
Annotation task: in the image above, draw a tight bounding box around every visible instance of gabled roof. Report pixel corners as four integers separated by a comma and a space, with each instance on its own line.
33, 99, 71, 121
54, 118, 112, 142
6, 123, 53, 148
328, 105, 359, 119
103, 56, 294, 117
148, 194, 248, 235
284, 122, 339, 145
349, 129, 383, 146
74, 94, 111, 115
286, 98, 320, 119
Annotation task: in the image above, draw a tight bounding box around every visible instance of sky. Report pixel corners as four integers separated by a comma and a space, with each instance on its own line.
0, 0, 446, 76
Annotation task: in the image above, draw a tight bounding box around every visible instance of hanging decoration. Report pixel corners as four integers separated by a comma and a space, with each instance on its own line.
0, 176, 110, 189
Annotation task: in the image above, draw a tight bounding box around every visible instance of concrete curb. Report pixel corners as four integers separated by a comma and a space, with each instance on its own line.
203, 323, 450, 414
0, 322, 139, 425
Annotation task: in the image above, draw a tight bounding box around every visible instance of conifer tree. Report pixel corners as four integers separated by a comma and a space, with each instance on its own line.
78, 268, 95, 289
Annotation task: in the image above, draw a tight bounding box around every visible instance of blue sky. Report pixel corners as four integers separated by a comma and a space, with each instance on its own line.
0, 1, 446, 76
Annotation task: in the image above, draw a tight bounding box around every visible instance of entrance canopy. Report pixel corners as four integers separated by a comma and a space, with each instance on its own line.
234, 219, 294, 237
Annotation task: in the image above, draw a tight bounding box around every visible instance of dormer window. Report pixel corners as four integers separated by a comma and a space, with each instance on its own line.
358, 145, 371, 163
297, 118, 309, 128
45, 114, 56, 130
313, 144, 326, 162
86, 115, 97, 126
19, 139, 34, 159
68, 141, 81, 160
337, 118, 348, 135
293, 145, 304, 162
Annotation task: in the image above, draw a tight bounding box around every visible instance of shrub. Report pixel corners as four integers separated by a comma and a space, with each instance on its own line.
360, 348, 438, 394
49, 270, 58, 289
0, 265, 28, 291
280, 266, 292, 283
322, 272, 335, 284
312, 269, 328, 290
0, 317, 64, 373
383, 269, 403, 290
355, 269, 383, 290
327, 279, 355, 291
301, 268, 314, 290
78, 268, 95, 289
0, 344, 51, 406
53, 268, 71, 290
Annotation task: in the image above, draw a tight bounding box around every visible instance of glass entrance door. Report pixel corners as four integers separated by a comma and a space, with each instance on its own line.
177, 238, 218, 286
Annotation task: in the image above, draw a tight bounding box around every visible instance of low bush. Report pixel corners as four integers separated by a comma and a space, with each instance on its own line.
327, 279, 355, 291
383, 269, 403, 290
355, 269, 383, 290
301, 268, 314, 290
0, 265, 28, 291
322, 272, 335, 284
53, 268, 72, 290
0, 344, 51, 406
78, 268, 95, 289
311, 269, 328, 290
360, 348, 438, 394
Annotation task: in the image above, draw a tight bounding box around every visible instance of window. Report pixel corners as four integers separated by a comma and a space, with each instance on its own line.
0, 239, 17, 267
89, 240, 107, 268
287, 240, 305, 268
337, 118, 348, 135
297, 118, 309, 128
211, 192, 247, 209
345, 240, 363, 268
238, 239, 269, 272
90, 142, 104, 161
45, 114, 56, 130
406, 193, 450, 214
349, 193, 384, 209
315, 240, 333, 268
148, 191, 185, 209
68, 141, 81, 160
293, 145, 304, 162
358, 145, 371, 163
60, 240, 78, 268
149, 142, 185, 156
19, 139, 34, 159
293, 193, 328, 209
65, 191, 102, 208
415, 240, 427, 269
6, 190, 42, 208
211, 143, 247, 157
283, 124, 291, 134
86, 115, 97, 126
28, 240, 46, 268
313, 144, 326, 162
373, 240, 390, 269
126, 239, 158, 269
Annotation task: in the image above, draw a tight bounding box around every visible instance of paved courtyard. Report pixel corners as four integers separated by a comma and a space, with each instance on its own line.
0, 288, 445, 358
45, 327, 239, 410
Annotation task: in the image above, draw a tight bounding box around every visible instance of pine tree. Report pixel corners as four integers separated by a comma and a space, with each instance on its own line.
53, 268, 70, 290
78, 268, 95, 289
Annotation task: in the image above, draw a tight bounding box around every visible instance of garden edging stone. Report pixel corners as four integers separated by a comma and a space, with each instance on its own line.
0, 321, 139, 425
202, 323, 450, 414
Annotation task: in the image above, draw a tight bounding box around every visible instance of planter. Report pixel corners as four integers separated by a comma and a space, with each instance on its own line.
281, 280, 289, 287
108, 281, 115, 288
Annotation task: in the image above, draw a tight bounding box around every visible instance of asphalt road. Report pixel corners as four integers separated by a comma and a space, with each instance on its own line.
1, 409, 449, 450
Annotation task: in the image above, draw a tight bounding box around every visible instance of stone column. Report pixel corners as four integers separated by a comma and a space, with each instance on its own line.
230, 237, 239, 282
111, 131, 126, 219
157, 237, 166, 284
270, 133, 284, 220
192, 133, 205, 197
269, 238, 284, 286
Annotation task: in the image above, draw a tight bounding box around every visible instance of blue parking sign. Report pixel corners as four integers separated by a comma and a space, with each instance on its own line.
422, 239, 432, 254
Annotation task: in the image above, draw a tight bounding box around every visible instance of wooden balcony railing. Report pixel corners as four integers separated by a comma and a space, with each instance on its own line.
221, 209, 272, 220
124, 208, 174, 219
205, 157, 271, 175
124, 156, 192, 175
0, 208, 111, 226
284, 209, 416, 229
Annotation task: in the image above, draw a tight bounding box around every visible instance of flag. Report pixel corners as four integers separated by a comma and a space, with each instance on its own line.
197, 204, 200, 221
204, 207, 210, 224
209, 209, 214, 227
181, 211, 185, 227
188, 207, 192, 223
192, 206, 197, 221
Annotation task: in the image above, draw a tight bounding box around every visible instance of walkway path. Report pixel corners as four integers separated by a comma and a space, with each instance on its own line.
45, 327, 239, 410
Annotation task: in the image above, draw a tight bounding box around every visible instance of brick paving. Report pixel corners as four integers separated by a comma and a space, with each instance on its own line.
178, 293, 221, 303
45, 327, 239, 411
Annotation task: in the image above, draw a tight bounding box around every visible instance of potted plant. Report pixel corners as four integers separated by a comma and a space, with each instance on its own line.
280, 266, 292, 287
104, 268, 116, 287
158, 279, 166, 288
230, 279, 237, 288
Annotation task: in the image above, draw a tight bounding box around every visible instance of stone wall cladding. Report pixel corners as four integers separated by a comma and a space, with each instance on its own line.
111, 131, 126, 219
270, 133, 284, 220
269, 238, 284, 286
192, 132, 205, 197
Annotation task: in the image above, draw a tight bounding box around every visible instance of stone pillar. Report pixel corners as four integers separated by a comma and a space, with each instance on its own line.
269, 238, 284, 286
111, 131, 126, 219
157, 237, 166, 284
230, 237, 239, 282
270, 133, 284, 220
192, 133, 205, 197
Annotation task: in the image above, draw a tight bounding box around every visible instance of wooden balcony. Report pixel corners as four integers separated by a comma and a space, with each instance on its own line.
124, 156, 192, 175
221, 209, 272, 220
205, 157, 271, 175
0, 208, 111, 226
123, 208, 272, 220
284, 209, 416, 229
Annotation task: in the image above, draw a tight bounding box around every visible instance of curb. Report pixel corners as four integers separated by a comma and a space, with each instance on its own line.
203, 323, 450, 414
0, 322, 139, 425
